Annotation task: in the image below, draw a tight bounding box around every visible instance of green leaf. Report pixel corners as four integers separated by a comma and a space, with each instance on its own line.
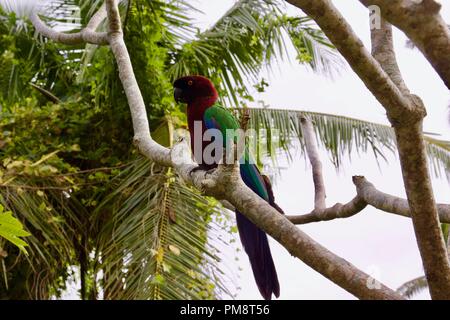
94, 157, 234, 300
0, 205, 30, 254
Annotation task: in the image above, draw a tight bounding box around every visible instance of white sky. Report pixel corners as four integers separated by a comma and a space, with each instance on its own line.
192, 0, 450, 300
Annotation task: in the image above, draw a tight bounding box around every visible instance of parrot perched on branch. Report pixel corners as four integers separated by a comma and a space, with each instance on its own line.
173, 75, 283, 300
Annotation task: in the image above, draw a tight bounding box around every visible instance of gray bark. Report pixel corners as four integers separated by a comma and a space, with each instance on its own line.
286, 0, 450, 299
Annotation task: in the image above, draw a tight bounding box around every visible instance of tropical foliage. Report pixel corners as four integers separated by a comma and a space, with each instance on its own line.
0, 204, 30, 254
0, 0, 449, 300
397, 276, 428, 299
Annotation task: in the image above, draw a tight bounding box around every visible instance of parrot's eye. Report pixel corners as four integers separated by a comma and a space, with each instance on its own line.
187, 80, 193, 86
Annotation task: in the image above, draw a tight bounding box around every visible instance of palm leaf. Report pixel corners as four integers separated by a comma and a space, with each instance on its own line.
0, 175, 83, 298
245, 107, 450, 174
95, 157, 234, 299
168, 0, 342, 105
397, 276, 428, 299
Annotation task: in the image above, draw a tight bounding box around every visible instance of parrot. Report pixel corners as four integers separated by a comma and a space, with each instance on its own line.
173, 75, 283, 300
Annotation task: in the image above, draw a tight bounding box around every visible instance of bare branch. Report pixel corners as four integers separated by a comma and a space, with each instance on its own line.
289, 176, 450, 225
285, 0, 413, 123
286, 0, 450, 299
371, 19, 450, 300
223, 170, 402, 300
289, 196, 367, 224
300, 116, 326, 210
104, 0, 171, 167
360, 0, 450, 90
447, 232, 450, 261
86, 3, 107, 30
29, 13, 108, 45
354, 176, 450, 223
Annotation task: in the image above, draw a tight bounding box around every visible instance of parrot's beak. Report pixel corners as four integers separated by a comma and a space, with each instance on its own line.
174, 87, 185, 103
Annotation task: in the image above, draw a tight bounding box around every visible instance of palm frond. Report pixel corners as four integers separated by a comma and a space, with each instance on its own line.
168, 0, 342, 105
0, 5, 83, 106
283, 16, 343, 76
397, 276, 428, 299
245, 107, 450, 174
0, 0, 44, 18
95, 157, 234, 300
424, 135, 450, 177
0, 175, 83, 298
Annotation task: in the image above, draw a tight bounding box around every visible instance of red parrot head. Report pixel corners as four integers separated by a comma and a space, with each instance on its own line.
173, 75, 218, 105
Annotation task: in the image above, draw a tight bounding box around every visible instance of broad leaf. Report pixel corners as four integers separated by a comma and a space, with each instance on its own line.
0, 204, 30, 254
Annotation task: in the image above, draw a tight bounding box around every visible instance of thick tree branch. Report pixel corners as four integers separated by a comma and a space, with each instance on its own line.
372, 19, 450, 300
104, 0, 172, 166
193, 160, 403, 300
354, 176, 450, 223
86, 3, 107, 30
29, 5, 108, 45
360, 0, 450, 90
300, 117, 326, 210
285, 0, 450, 299
447, 232, 450, 260
285, 0, 413, 123
394, 123, 450, 299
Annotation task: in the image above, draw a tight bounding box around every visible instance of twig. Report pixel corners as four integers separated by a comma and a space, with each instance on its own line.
288, 176, 450, 224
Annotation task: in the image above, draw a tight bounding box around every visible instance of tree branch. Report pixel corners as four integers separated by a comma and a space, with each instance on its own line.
354, 176, 450, 223
288, 196, 367, 224
371, 19, 450, 299
360, 0, 450, 90
370, 19, 409, 95
29, 5, 108, 45
207, 162, 403, 300
104, 0, 172, 166
86, 3, 107, 30
289, 176, 450, 224
285, 0, 413, 123
285, 0, 450, 299
300, 117, 326, 210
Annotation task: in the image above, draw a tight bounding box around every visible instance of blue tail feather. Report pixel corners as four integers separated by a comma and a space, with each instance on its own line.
238, 163, 282, 300
236, 211, 280, 300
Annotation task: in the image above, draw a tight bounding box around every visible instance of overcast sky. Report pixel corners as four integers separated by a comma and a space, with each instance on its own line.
191, 0, 450, 300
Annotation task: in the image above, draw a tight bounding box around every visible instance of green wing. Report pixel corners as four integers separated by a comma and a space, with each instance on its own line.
203, 104, 268, 200
203, 103, 240, 140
